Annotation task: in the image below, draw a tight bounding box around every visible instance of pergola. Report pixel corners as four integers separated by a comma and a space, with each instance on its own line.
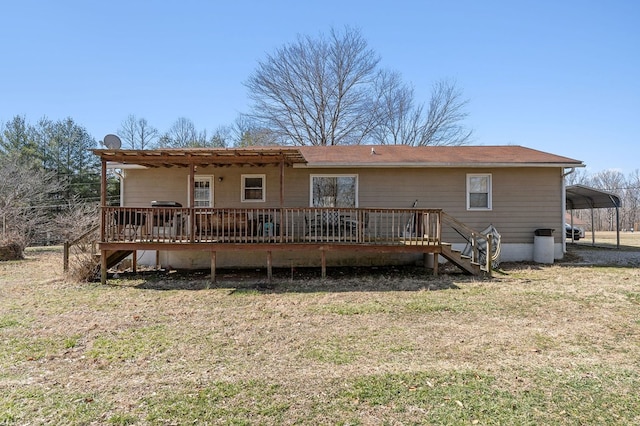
566, 184, 623, 248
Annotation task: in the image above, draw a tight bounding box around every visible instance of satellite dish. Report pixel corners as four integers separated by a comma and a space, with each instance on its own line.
103, 134, 122, 150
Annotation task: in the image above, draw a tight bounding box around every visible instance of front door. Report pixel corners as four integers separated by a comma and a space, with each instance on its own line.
193, 176, 214, 207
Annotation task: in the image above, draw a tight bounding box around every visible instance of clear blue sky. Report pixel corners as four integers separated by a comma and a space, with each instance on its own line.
1, 0, 638, 175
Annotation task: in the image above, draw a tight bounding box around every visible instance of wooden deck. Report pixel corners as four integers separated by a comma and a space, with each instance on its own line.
102, 207, 442, 246
97, 207, 492, 283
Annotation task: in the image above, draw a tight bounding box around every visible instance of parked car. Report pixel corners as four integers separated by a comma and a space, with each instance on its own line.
565, 223, 583, 240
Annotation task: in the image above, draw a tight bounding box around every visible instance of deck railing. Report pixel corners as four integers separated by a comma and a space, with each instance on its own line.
102, 206, 443, 246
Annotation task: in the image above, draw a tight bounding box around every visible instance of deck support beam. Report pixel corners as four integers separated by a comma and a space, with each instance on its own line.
321, 250, 326, 279
267, 251, 273, 283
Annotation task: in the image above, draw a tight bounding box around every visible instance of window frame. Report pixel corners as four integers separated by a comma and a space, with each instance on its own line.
309, 174, 359, 208
190, 175, 214, 207
241, 174, 266, 203
466, 173, 492, 211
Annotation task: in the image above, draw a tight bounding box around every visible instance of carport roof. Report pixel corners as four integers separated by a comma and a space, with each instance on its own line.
566, 184, 622, 210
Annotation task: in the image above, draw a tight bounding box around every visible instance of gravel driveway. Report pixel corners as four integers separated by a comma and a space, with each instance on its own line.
565, 245, 640, 267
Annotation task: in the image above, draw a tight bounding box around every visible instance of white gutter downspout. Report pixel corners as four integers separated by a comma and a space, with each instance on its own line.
114, 170, 125, 206
562, 168, 576, 253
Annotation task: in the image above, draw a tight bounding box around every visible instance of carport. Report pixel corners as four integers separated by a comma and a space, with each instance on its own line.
566, 184, 623, 248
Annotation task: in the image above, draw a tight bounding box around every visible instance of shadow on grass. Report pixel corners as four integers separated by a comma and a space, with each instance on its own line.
113, 265, 469, 293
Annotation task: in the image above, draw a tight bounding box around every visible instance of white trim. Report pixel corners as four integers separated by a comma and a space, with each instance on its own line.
241, 174, 266, 202
189, 175, 214, 207
466, 173, 492, 211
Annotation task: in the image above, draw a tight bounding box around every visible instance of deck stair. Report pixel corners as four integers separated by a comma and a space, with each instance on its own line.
440, 243, 483, 276
94, 250, 134, 271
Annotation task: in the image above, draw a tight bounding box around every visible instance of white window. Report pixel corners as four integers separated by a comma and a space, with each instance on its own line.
242, 174, 266, 202
193, 176, 213, 207
467, 174, 492, 210
310, 175, 358, 207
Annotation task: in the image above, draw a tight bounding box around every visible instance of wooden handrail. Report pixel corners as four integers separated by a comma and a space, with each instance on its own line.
63, 224, 100, 271
99, 206, 444, 246
441, 211, 493, 272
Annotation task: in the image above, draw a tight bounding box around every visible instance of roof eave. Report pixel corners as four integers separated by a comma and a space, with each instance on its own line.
294, 162, 585, 168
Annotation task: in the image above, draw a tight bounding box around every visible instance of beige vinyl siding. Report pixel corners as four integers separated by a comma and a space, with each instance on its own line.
124, 166, 287, 208
123, 168, 189, 206
122, 165, 564, 244
298, 167, 563, 244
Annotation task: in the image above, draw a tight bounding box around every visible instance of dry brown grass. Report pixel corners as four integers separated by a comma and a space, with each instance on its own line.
1, 245, 639, 424
574, 230, 640, 250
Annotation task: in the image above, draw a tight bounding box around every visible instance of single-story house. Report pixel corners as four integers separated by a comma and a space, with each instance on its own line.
92, 144, 584, 283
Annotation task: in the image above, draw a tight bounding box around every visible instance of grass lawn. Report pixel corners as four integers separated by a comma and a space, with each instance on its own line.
1, 244, 639, 425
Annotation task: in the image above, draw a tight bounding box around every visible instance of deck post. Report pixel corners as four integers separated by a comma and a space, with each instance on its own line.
267, 251, 273, 283
100, 160, 106, 243
433, 253, 439, 276
63, 241, 69, 272
100, 250, 107, 285
321, 250, 326, 279
132, 250, 137, 273
210, 251, 216, 287
189, 163, 196, 242
486, 235, 493, 278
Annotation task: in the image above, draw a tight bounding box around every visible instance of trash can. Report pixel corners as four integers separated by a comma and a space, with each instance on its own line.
533, 228, 554, 264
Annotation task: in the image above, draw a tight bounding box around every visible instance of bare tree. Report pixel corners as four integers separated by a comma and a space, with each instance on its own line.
245, 27, 472, 146
625, 170, 640, 230
209, 125, 231, 148
245, 27, 381, 146
232, 115, 280, 147
118, 114, 158, 149
590, 170, 626, 231
118, 114, 138, 149
371, 70, 422, 145
0, 157, 64, 249
159, 117, 198, 148
417, 80, 472, 146
565, 168, 590, 186
52, 197, 99, 242
137, 118, 159, 149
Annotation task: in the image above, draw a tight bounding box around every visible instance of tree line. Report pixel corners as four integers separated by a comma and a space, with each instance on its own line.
567, 169, 640, 233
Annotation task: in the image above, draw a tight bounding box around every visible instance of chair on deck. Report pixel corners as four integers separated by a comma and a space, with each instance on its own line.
306, 210, 368, 240
113, 211, 146, 241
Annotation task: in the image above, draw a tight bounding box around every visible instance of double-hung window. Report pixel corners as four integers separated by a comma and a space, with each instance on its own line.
467, 174, 492, 210
242, 174, 266, 202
